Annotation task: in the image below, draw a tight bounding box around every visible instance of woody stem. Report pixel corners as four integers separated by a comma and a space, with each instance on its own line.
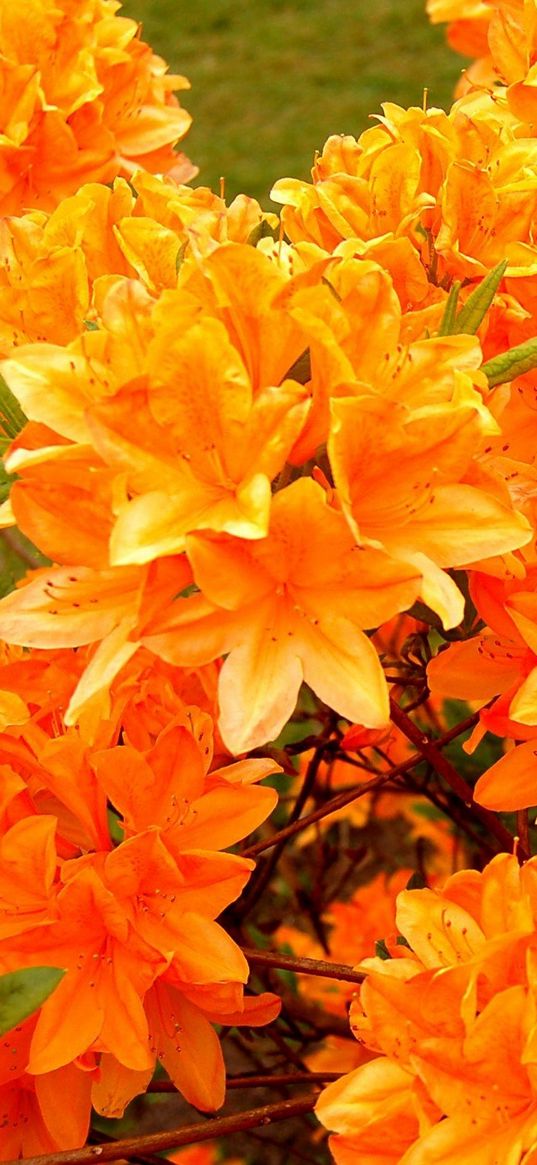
389, 698, 525, 859
243, 711, 480, 857
22, 1096, 319, 1165
242, 946, 364, 984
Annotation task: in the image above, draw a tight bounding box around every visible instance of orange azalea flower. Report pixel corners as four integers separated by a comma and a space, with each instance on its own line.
91, 719, 278, 853
327, 342, 531, 627
0, 1016, 93, 1159
429, 568, 537, 809
0, 686, 280, 1111
0, 834, 274, 1106
2, 270, 310, 559
0, 555, 192, 726
317, 852, 537, 1163
0, 178, 279, 354
143, 478, 420, 752
0, 0, 194, 214
426, 0, 494, 80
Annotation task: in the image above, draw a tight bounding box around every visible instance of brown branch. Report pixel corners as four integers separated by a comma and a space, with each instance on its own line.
238, 734, 331, 916
389, 698, 525, 858
243, 711, 480, 857
18, 1096, 318, 1165
88, 1132, 163, 1165
243, 946, 363, 985
148, 1072, 341, 1092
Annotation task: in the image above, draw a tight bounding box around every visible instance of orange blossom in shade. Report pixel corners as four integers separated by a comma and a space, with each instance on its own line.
0, 0, 194, 215
317, 852, 537, 1164
142, 478, 422, 753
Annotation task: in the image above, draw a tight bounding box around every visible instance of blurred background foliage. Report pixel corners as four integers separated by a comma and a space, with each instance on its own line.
122, 0, 464, 204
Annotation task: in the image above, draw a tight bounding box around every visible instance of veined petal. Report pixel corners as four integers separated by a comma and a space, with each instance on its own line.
0, 566, 143, 649
34, 1063, 92, 1150
474, 742, 537, 812
145, 981, 225, 1111
387, 485, 531, 569
428, 636, 524, 702
64, 618, 139, 727
167, 784, 278, 850
400, 551, 465, 630
217, 601, 303, 753
109, 475, 271, 566
297, 610, 390, 729
509, 667, 537, 726
395, 888, 485, 968
91, 1054, 153, 1120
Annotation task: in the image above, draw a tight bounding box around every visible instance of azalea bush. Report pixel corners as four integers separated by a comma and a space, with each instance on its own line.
2, 0, 537, 1161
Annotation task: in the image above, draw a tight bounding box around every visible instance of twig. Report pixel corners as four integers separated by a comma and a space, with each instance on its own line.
16, 1096, 318, 1165
238, 730, 332, 916
243, 946, 363, 985
148, 1072, 341, 1092
243, 712, 480, 857
389, 699, 525, 858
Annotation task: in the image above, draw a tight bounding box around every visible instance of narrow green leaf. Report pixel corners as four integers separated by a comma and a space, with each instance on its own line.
375, 938, 391, 961
175, 239, 188, 273
0, 375, 27, 443
437, 280, 461, 336
0, 966, 65, 1037
454, 259, 507, 335
482, 336, 537, 388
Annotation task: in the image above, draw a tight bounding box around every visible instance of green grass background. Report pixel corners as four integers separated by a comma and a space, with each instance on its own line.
122, 0, 464, 204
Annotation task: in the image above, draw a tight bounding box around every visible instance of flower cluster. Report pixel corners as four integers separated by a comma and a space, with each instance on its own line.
0, 641, 280, 1157
0, 0, 194, 215
2, 0, 537, 1158
317, 852, 537, 1164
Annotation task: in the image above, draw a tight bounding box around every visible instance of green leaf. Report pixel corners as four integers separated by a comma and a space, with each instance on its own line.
0, 374, 27, 444
246, 219, 279, 246
0, 375, 28, 505
175, 239, 188, 273
0, 966, 65, 1037
482, 336, 537, 388
437, 280, 461, 336
0, 528, 50, 597
454, 260, 507, 335
375, 938, 391, 961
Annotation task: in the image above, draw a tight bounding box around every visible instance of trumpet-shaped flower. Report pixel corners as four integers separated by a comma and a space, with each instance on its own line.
143, 478, 421, 751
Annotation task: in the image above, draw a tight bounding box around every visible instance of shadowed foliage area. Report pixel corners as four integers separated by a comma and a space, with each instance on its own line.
122, 0, 464, 202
